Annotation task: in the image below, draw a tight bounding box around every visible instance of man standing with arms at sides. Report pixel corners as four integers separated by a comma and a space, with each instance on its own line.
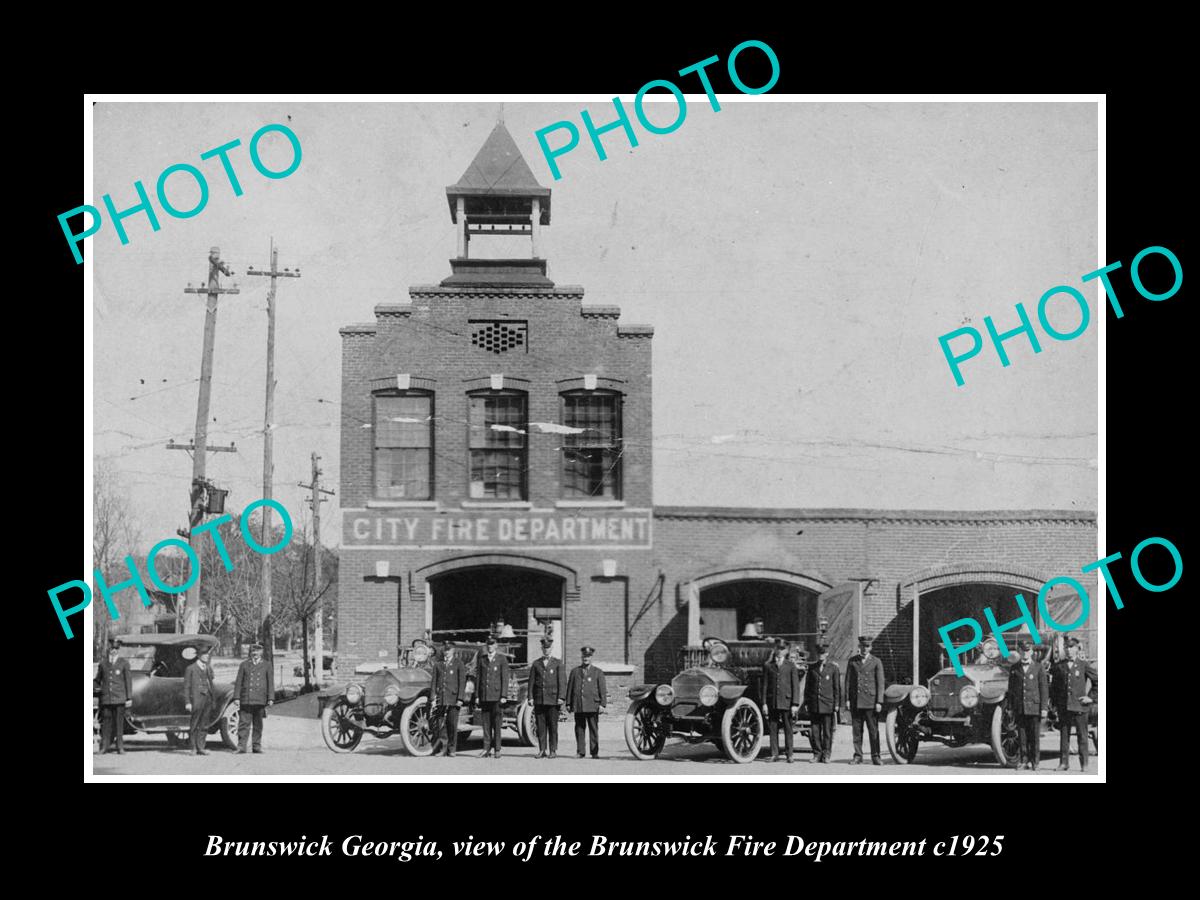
95, 637, 132, 755
761, 640, 801, 763
431, 642, 467, 757
475, 636, 509, 759
1052, 637, 1098, 772
183, 645, 215, 756
233, 642, 274, 754
529, 636, 566, 758
804, 642, 841, 763
1007, 639, 1048, 770
847, 635, 886, 765
566, 646, 606, 759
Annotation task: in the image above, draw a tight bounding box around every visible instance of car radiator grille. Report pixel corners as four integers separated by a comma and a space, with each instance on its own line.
929, 674, 967, 717
671, 673, 708, 702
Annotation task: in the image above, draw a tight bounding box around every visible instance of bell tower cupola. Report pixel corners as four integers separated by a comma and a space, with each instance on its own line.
443, 121, 554, 288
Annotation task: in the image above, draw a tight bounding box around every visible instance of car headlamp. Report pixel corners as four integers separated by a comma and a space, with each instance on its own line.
654, 684, 675, 706
959, 685, 980, 709
909, 685, 931, 708
707, 643, 730, 665
383, 685, 401, 707
346, 683, 364, 705
698, 684, 719, 707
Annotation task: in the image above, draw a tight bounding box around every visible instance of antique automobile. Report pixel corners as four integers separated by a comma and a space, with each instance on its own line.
624, 637, 809, 764
92, 634, 239, 750
884, 633, 1098, 766
319, 637, 546, 755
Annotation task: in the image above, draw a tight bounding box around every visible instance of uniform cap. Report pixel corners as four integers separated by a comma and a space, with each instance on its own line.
1065, 637, 1080, 647
1016, 639, 1031, 651
107, 637, 122, 648
581, 645, 595, 655
249, 642, 264, 651
774, 639, 788, 650
815, 642, 829, 652
540, 637, 554, 648
857, 635, 873, 646
485, 636, 498, 646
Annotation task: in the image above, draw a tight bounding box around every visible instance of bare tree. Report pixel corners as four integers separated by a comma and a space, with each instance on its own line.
92, 460, 142, 652
276, 508, 337, 690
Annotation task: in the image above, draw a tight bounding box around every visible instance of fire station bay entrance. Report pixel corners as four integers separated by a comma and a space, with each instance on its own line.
915, 584, 1021, 684
907, 570, 1094, 685
426, 566, 563, 665
699, 580, 820, 656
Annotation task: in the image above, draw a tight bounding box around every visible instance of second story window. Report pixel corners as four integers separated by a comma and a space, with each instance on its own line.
468, 391, 527, 500
561, 391, 622, 499
374, 392, 432, 500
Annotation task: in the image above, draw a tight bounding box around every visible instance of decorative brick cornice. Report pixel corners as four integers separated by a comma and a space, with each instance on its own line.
374, 303, 414, 318
617, 324, 654, 338
408, 285, 586, 300
581, 305, 621, 319
339, 324, 377, 338
652, 506, 1097, 526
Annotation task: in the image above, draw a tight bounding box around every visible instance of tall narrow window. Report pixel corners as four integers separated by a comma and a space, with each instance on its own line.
374, 392, 432, 500
468, 391, 527, 500
561, 391, 622, 499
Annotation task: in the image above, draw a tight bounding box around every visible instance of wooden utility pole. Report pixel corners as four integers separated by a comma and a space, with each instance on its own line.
246, 241, 300, 660
299, 452, 334, 688
172, 247, 240, 634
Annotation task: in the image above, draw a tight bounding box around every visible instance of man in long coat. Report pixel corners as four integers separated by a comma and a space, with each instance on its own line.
430, 643, 468, 757
475, 636, 510, 758
761, 640, 802, 763
566, 646, 606, 758
528, 636, 567, 758
95, 637, 133, 754
804, 641, 842, 763
233, 642, 274, 754
846, 635, 886, 765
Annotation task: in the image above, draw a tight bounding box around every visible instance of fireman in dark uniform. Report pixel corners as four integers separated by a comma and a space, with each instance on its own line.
475, 636, 510, 758
1052, 637, 1098, 771
233, 642, 274, 754
846, 635, 886, 765
430, 642, 468, 757
528, 636, 567, 758
804, 642, 841, 763
761, 640, 802, 762
566, 646, 606, 758
1007, 639, 1049, 769
95, 637, 133, 754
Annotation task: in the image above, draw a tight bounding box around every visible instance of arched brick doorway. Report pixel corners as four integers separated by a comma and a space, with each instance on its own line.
678, 567, 832, 653
903, 565, 1048, 684
414, 555, 581, 664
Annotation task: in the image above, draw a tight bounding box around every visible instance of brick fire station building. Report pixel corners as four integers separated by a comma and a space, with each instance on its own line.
336, 124, 1097, 687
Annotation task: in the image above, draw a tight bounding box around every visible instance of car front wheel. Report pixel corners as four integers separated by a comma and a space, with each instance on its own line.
218, 705, 239, 750
989, 703, 1020, 766
720, 697, 763, 763
399, 697, 437, 757
885, 706, 920, 764
624, 699, 668, 760
517, 701, 538, 747
321, 698, 363, 753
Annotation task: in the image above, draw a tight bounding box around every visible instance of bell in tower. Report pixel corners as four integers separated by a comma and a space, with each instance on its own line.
442, 121, 554, 289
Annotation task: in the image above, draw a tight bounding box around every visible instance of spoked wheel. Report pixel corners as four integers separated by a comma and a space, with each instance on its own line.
399, 696, 437, 757
517, 701, 538, 747
720, 697, 763, 763
218, 705, 239, 750
989, 704, 1021, 766
885, 706, 921, 764
624, 699, 668, 760
321, 698, 363, 753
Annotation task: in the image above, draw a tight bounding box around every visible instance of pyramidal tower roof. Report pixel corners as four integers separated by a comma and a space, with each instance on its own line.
446, 122, 551, 223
